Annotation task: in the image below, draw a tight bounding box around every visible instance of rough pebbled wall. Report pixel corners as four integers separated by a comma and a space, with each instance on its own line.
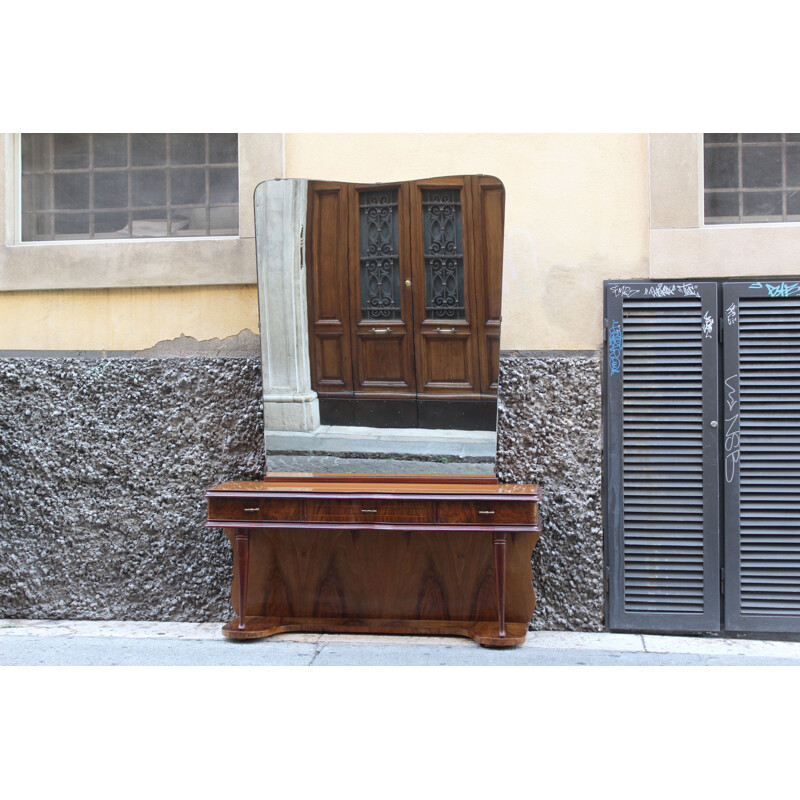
0, 358, 264, 621
0, 353, 604, 628
495, 354, 604, 631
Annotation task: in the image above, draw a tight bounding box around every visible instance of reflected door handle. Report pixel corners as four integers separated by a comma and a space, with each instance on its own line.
435, 327, 457, 334
370, 328, 392, 334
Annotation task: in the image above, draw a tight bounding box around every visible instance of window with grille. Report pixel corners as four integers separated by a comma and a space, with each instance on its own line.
704, 133, 800, 224
20, 133, 239, 241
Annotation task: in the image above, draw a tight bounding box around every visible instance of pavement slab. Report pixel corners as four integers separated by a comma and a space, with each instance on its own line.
2, 620, 800, 666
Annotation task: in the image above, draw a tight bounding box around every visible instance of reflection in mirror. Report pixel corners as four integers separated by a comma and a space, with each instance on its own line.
254, 176, 505, 477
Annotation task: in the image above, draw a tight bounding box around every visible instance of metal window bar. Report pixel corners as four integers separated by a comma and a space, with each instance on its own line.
20, 133, 239, 241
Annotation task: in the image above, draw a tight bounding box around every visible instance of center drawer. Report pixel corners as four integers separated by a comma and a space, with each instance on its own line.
208, 497, 301, 522
305, 499, 434, 524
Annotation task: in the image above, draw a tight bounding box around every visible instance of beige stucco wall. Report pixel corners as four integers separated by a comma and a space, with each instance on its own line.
0, 285, 260, 351
0, 134, 281, 350
285, 133, 651, 352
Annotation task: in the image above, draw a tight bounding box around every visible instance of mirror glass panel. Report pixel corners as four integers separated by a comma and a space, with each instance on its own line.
254, 176, 505, 476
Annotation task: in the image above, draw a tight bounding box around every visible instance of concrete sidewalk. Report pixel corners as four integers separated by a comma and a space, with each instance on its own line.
2, 619, 800, 666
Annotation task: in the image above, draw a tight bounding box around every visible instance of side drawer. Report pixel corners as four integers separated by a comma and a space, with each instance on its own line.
207, 497, 301, 522
438, 500, 537, 525
306, 499, 434, 524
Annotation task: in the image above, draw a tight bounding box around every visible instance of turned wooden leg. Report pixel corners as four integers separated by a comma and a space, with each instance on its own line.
493, 533, 507, 638
235, 529, 251, 631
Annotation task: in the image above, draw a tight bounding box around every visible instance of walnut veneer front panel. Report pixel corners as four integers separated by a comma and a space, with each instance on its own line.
305, 498, 434, 524
438, 500, 536, 525
227, 528, 538, 624
208, 497, 301, 522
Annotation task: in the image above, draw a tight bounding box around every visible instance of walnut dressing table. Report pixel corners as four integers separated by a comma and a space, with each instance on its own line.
206, 473, 541, 647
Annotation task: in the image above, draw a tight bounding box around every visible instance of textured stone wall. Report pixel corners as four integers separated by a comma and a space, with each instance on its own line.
0, 353, 604, 629
496, 354, 604, 631
0, 358, 264, 621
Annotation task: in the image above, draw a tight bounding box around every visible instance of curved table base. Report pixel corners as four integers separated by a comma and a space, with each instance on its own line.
222, 616, 528, 647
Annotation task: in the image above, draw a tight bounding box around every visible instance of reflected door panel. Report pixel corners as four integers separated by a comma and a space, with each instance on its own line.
306, 182, 353, 396
306, 175, 504, 429
349, 183, 417, 399
410, 176, 480, 397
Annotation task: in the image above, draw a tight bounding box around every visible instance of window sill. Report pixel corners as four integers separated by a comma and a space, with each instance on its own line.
0, 235, 257, 291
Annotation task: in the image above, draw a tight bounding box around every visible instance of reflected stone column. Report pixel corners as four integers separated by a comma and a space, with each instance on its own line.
254, 178, 320, 433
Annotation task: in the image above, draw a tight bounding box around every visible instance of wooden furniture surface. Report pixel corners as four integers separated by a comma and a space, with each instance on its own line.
206, 473, 540, 647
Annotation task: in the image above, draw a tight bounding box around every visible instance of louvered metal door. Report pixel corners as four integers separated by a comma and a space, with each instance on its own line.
722, 281, 800, 632
605, 281, 721, 632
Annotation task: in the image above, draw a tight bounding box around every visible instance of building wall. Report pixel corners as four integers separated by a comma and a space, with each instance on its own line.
285, 133, 651, 352
4, 132, 800, 631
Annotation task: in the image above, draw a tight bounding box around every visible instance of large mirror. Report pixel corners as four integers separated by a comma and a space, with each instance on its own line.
254, 176, 505, 476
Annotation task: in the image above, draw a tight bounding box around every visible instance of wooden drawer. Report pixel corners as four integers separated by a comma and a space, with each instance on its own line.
305, 499, 434, 524
438, 500, 536, 525
207, 497, 301, 522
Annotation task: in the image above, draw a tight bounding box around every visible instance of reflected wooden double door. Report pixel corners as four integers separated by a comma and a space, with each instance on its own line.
306, 175, 504, 430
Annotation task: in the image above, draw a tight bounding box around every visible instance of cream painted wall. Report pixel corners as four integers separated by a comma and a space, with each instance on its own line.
285, 133, 651, 351
0, 285, 260, 351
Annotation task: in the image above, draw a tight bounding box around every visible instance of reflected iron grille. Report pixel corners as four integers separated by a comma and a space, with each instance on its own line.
359, 189, 401, 321
422, 189, 465, 319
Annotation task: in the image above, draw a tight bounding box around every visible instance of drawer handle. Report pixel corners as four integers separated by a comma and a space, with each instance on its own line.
243, 507, 260, 512
478, 510, 495, 515
361, 509, 378, 513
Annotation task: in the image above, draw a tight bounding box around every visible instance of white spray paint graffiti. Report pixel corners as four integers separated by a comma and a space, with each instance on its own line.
610, 285, 640, 298
702, 311, 714, 339
726, 302, 737, 326
724, 373, 740, 483
644, 284, 676, 298
642, 282, 700, 299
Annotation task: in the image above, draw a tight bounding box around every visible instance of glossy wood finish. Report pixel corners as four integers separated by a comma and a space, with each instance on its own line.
471, 176, 505, 395
306, 182, 353, 397
348, 181, 417, 400
409, 175, 480, 397
207, 474, 540, 647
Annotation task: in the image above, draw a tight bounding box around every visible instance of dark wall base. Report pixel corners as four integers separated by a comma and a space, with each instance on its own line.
495, 353, 604, 631
0, 357, 264, 622
0, 352, 602, 629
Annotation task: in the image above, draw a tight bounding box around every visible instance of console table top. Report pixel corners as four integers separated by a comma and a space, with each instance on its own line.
207, 473, 539, 498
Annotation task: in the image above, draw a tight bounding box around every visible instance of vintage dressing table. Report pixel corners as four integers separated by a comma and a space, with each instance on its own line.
206, 473, 540, 646
206, 176, 541, 647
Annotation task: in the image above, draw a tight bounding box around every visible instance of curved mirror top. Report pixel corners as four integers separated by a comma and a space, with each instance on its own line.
254, 176, 505, 476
